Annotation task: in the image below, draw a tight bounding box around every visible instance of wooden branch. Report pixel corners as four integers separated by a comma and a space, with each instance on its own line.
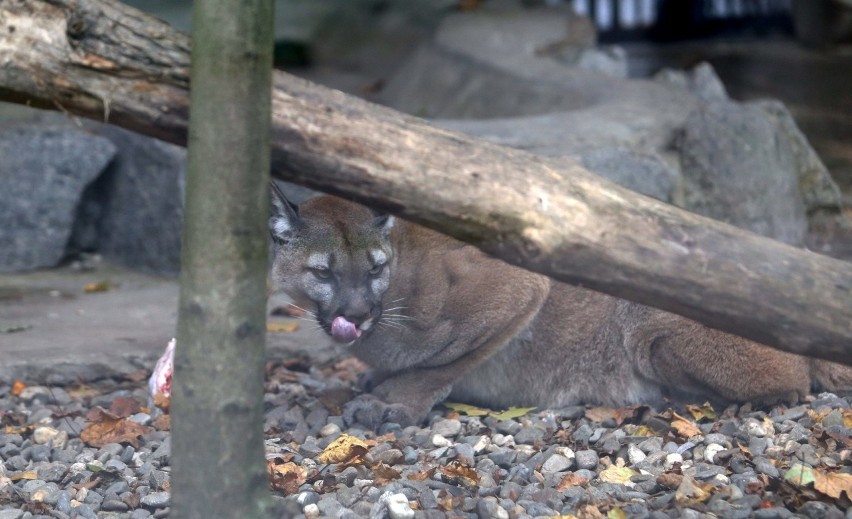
2, 0, 851, 365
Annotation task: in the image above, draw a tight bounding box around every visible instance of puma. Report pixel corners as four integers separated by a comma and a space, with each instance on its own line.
268, 187, 852, 428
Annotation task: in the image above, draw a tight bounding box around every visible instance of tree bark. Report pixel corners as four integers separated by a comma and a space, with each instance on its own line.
170, 0, 274, 517
1, 0, 851, 365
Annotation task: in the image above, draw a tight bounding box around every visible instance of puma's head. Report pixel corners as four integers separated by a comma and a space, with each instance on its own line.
269, 184, 395, 344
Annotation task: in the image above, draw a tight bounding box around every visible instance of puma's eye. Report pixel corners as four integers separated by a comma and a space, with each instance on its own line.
311, 268, 332, 280
369, 264, 385, 276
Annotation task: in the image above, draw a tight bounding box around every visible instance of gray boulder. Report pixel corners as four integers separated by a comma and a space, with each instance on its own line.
74, 124, 187, 275
0, 124, 116, 272
675, 101, 808, 245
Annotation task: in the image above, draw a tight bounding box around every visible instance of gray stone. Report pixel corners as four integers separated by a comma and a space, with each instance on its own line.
578, 147, 678, 202
654, 62, 729, 104
541, 453, 573, 473
754, 100, 843, 213
431, 418, 462, 437
73, 124, 186, 275
676, 101, 808, 245
0, 124, 116, 272
141, 491, 171, 510
574, 450, 599, 470
0, 510, 24, 519
35, 462, 67, 483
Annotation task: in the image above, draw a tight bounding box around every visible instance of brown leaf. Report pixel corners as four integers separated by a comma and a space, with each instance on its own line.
843, 409, 852, 429
685, 402, 717, 422
109, 396, 142, 418
270, 304, 307, 318
152, 414, 171, 431
408, 467, 437, 481
266, 321, 300, 333
10, 471, 38, 481
585, 407, 617, 423
318, 434, 369, 464
556, 472, 589, 491
83, 281, 113, 293
80, 407, 152, 448
656, 472, 684, 490
671, 412, 702, 438
11, 380, 26, 396
675, 475, 712, 505
440, 460, 479, 487
814, 471, 852, 500
372, 462, 402, 485
268, 460, 307, 495
153, 392, 171, 412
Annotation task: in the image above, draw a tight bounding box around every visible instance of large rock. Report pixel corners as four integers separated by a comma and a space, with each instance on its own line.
73, 125, 187, 275
385, 5, 841, 245
675, 102, 808, 245
0, 124, 116, 272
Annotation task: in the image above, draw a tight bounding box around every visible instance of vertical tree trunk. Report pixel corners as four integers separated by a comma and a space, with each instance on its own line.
170, 0, 275, 517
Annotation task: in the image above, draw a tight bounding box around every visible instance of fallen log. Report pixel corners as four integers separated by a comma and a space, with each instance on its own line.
1, 0, 851, 365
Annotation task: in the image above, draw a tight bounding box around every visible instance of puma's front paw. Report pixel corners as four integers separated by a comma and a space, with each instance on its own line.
342, 394, 419, 430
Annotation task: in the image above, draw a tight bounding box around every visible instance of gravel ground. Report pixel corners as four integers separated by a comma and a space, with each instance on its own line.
1, 355, 851, 519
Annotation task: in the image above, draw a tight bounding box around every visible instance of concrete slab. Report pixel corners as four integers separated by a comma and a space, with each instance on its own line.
0, 263, 343, 385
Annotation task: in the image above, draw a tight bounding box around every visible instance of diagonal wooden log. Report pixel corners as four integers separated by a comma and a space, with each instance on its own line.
1, 0, 851, 365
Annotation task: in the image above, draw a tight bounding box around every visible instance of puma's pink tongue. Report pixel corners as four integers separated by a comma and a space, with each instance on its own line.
331, 316, 361, 343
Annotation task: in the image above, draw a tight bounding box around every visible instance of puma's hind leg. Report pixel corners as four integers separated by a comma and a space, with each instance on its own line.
636, 317, 812, 406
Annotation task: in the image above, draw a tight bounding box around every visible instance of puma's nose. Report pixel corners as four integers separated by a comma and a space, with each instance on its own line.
342, 309, 371, 326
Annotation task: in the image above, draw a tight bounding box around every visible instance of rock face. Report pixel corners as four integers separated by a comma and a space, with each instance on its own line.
387, 4, 842, 244
675, 101, 808, 245
0, 124, 116, 272
74, 125, 187, 275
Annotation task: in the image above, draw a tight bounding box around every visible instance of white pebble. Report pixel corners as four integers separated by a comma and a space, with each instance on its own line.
319, 423, 341, 437
704, 443, 725, 464
386, 493, 414, 519
303, 503, 319, 519
431, 433, 453, 448
627, 444, 646, 465
664, 453, 683, 470
32, 426, 63, 445
472, 435, 491, 454
744, 419, 768, 438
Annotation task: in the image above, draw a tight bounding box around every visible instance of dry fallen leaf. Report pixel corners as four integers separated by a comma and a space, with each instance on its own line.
814, 471, 852, 500
443, 402, 490, 417
372, 462, 402, 485
11, 380, 26, 397
675, 475, 712, 505
152, 414, 171, 431
556, 472, 589, 491
440, 460, 479, 487
842, 409, 852, 429
599, 466, 637, 486
607, 507, 627, 519
443, 402, 535, 420
407, 467, 437, 481
267, 460, 307, 495
318, 434, 369, 464
80, 407, 153, 448
83, 281, 112, 293
785, 464, 816, 488
491, 406, 537, 421
10, 471, 38, 481
685, 402, 717, 421
109, 396, 142, 418
153, 392, 171, 413
266, 321, 300, 333
585, 407, 617, 423
670, 412, 702, 438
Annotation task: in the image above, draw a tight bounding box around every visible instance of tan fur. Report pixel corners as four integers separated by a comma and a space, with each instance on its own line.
270, 195, 852, 427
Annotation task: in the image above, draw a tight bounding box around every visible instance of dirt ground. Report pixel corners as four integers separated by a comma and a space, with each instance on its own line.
0, 263, 343, 384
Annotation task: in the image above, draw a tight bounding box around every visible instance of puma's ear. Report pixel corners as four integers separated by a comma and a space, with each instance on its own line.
372, 213, 395, 238
269, 182, 301, 245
